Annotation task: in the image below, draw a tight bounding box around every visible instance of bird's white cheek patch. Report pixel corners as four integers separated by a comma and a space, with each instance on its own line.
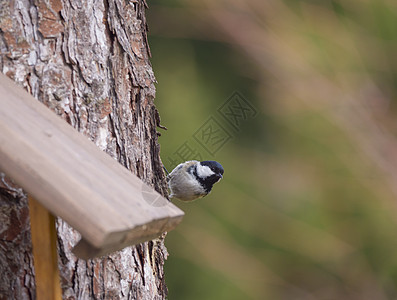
196, 164, 214, 178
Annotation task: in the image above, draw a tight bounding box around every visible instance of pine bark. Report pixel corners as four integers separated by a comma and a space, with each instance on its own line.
0, 0, 169, 299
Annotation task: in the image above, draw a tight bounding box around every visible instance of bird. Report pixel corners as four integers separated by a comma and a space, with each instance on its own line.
167, 160, 224, 201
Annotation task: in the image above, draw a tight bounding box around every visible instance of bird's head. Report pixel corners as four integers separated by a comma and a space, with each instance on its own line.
195, 160, 224, 193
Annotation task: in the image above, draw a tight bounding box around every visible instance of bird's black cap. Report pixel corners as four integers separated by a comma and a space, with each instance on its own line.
200, 161, 224, 176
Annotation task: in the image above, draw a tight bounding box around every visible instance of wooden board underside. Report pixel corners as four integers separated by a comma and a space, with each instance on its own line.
0, 73, 184, 254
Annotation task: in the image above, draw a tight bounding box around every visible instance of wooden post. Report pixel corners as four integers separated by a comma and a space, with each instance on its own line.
28, 196, 62, 300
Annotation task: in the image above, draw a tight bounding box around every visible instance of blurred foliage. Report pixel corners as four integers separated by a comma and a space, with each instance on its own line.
147, 0, 397, 299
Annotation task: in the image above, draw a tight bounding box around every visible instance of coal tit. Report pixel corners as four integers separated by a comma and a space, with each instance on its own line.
167, 160, 224, 201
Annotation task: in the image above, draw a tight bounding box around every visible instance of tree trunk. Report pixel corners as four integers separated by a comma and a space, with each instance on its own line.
0, 0, 169, 299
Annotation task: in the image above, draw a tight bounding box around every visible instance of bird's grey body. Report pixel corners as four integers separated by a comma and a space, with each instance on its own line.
167, 160, 224, 201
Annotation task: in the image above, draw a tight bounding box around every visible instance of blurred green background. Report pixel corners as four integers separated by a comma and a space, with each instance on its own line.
147, 1, 397, 299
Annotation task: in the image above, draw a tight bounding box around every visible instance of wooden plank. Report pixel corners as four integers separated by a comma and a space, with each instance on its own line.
29, 196, 62, 300
0, 73, 184, 257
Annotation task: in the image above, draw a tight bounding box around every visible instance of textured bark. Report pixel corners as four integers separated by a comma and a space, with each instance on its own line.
0, 0, 169, 299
